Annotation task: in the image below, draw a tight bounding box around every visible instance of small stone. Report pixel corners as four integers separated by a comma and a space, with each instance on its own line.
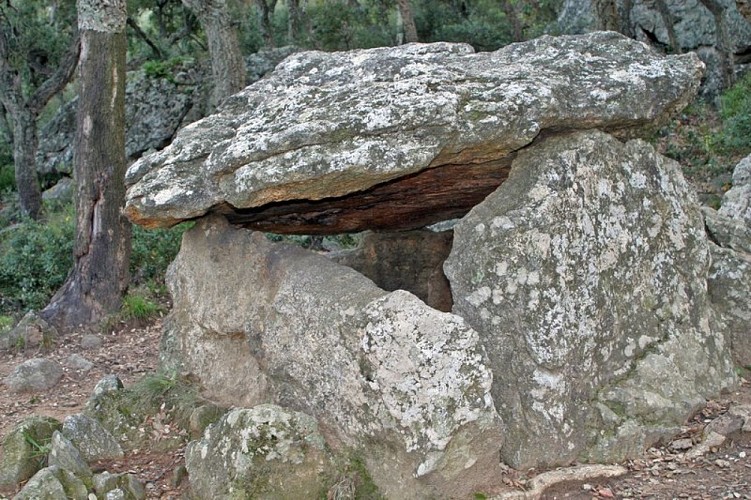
705, 413, 744, 437
90, 375, 124, 399
81, 334, 103, 350
686, 432, 726, 459
5, 358, 64, 393
1, 311, 56, 351
671, 438, 693, 450
64, 354, 94, 372
88, 494, 98, 500
715, 459, 731, 468
582, 483, 593, 490
740, 451, 747, 458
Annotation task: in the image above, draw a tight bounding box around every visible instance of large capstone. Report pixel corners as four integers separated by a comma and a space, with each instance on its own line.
124, 32, 702, 233
444, 130, 737, 468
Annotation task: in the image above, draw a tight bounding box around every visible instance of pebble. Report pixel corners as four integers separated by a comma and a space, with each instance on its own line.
715, 459, 731, 468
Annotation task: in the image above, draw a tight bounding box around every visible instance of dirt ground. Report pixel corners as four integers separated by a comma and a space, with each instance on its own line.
1, 317, 750, 499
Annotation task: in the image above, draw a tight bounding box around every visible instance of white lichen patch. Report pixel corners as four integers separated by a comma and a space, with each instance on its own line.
445, 130, 736, 468
361, 290, 499, 458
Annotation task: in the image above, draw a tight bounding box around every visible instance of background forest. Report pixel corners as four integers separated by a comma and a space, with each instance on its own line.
0, 0, 749, 328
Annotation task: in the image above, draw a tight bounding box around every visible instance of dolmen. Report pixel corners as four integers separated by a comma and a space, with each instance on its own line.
124, 32, 749, 498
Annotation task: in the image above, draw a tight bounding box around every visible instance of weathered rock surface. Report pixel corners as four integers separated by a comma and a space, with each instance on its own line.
5, 358, 63, 393
556, 0, 751, 96
41, 176, 74, 205
185, 405, 331, 499
163, 216, 504, 497
330, 229, 454, 311
444, 130, 737, 468
93, 472, 146, 500
0, 311, 57, 351
47, 431, 93, 484
720, 153, 751, 226
0, 416, 61, 488
12, 465, 88, 500
705, 221, 751, 368
124, 32, 702, 232
62, 414, 124, 462
704, 155, 751, 369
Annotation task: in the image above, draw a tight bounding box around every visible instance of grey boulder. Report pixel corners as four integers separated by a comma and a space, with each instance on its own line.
62, 414, 124, 462
5, 358, 63, 393
162, 216, 504, 498
185, 405, 330, 500
444, 130, 737, 468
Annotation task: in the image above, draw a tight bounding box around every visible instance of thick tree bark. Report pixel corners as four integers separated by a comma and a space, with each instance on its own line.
182, 0, 246, 108
396, 0, 418, 43
42, 0, 131, 331
0, 25, 79, 219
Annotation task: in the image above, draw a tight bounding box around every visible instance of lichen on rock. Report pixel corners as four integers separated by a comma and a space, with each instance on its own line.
445, 130, 737, 468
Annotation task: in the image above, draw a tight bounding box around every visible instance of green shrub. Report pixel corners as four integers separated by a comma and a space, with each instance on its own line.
121, 290, 163, 320
0, 164, 15, 193
716, 72, 751, 153
142, 56, 193, 83
0, 209, 74, 314
130, 223, 190, 285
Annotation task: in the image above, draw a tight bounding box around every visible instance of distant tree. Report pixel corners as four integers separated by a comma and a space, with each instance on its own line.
253, 0, 277, 46
181, 0, 246, 107
287, 0, 302, 42
396, 0, 418, 42
42, 0, 131, 331
0, 1, 79, 219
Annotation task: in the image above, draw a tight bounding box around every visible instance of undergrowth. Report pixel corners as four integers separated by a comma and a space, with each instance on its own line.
652, 72, 751, 207
0, 200, 188, 317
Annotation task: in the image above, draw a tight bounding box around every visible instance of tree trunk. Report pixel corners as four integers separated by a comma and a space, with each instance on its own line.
11, 107, 42, 219
0, 25, 79, 220
501, 1, 523, 42
42, 0, 131, 332
396, 0, 418, 43
700, 0, 735, 89
288, 0, 301, 43
254, 0, 277, 47
182, 0, 247, 108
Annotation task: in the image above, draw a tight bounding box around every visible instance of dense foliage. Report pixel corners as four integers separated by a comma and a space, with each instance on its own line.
0, 0, 749, 321
0, 205, 189, 316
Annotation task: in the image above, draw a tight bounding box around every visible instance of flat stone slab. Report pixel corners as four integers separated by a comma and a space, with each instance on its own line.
124, 32, 702, 233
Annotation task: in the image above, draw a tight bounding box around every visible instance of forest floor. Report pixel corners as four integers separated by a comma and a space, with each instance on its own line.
0, 316, 750, 499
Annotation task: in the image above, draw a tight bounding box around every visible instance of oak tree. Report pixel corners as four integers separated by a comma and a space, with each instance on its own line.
42, 0, 131, 331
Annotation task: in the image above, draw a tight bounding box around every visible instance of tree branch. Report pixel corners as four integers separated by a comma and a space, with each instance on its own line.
29, 31, 80, 116
127, 16, 164, 59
